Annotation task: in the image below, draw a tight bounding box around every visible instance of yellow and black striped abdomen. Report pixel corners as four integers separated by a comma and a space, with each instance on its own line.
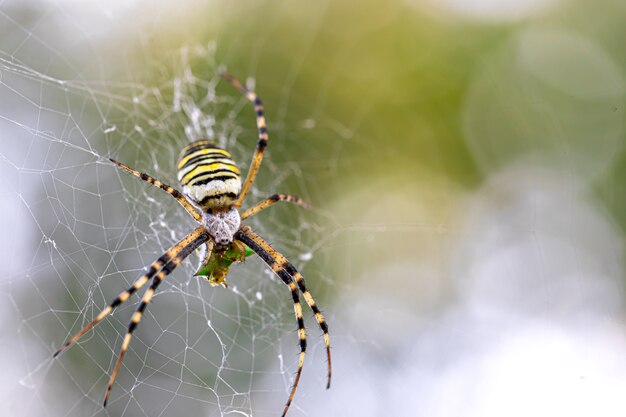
177, 140, 242, 209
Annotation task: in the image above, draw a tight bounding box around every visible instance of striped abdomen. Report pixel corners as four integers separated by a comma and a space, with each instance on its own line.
177, 140, 242, 209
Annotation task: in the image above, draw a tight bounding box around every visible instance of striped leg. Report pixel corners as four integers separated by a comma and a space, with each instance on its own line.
53, 226, 207, 358
110, 159, 201, 222
241, 194, 309, 220
235, 228, 307, 417
219, 70, 268, 208
103, 227, 209, 406
237, 226, 332, 389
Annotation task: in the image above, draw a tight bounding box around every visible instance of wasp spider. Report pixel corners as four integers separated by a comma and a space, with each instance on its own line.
53, 71, 331, 417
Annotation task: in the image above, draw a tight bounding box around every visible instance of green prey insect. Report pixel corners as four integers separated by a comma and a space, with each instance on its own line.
53, 71, 331, 417
194, 241, 254, 287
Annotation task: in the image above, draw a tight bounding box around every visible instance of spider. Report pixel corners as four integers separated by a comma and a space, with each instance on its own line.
53, 71, 331, 417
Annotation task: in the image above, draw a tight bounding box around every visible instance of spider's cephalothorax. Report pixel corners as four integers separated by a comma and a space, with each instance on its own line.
53, 71, 331, 417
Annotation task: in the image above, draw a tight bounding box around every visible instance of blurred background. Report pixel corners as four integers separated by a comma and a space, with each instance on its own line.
2, 0, 626, 416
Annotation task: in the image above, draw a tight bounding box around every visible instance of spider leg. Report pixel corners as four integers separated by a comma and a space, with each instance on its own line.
237, 226, 331, 390
110, 158, 202, 222
234, 228, 307, 417
241, 194, 308, 220
103, 227, 210, 406
53, 226, 207, 358
219, 70, 268, 208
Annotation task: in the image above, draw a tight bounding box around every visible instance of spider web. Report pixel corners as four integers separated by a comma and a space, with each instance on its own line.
4, 2, 626, 417
0, 4, 341, 417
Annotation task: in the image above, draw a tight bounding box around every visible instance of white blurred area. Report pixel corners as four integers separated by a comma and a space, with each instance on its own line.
298, 164, 626, 417
411, 0, 560, 22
